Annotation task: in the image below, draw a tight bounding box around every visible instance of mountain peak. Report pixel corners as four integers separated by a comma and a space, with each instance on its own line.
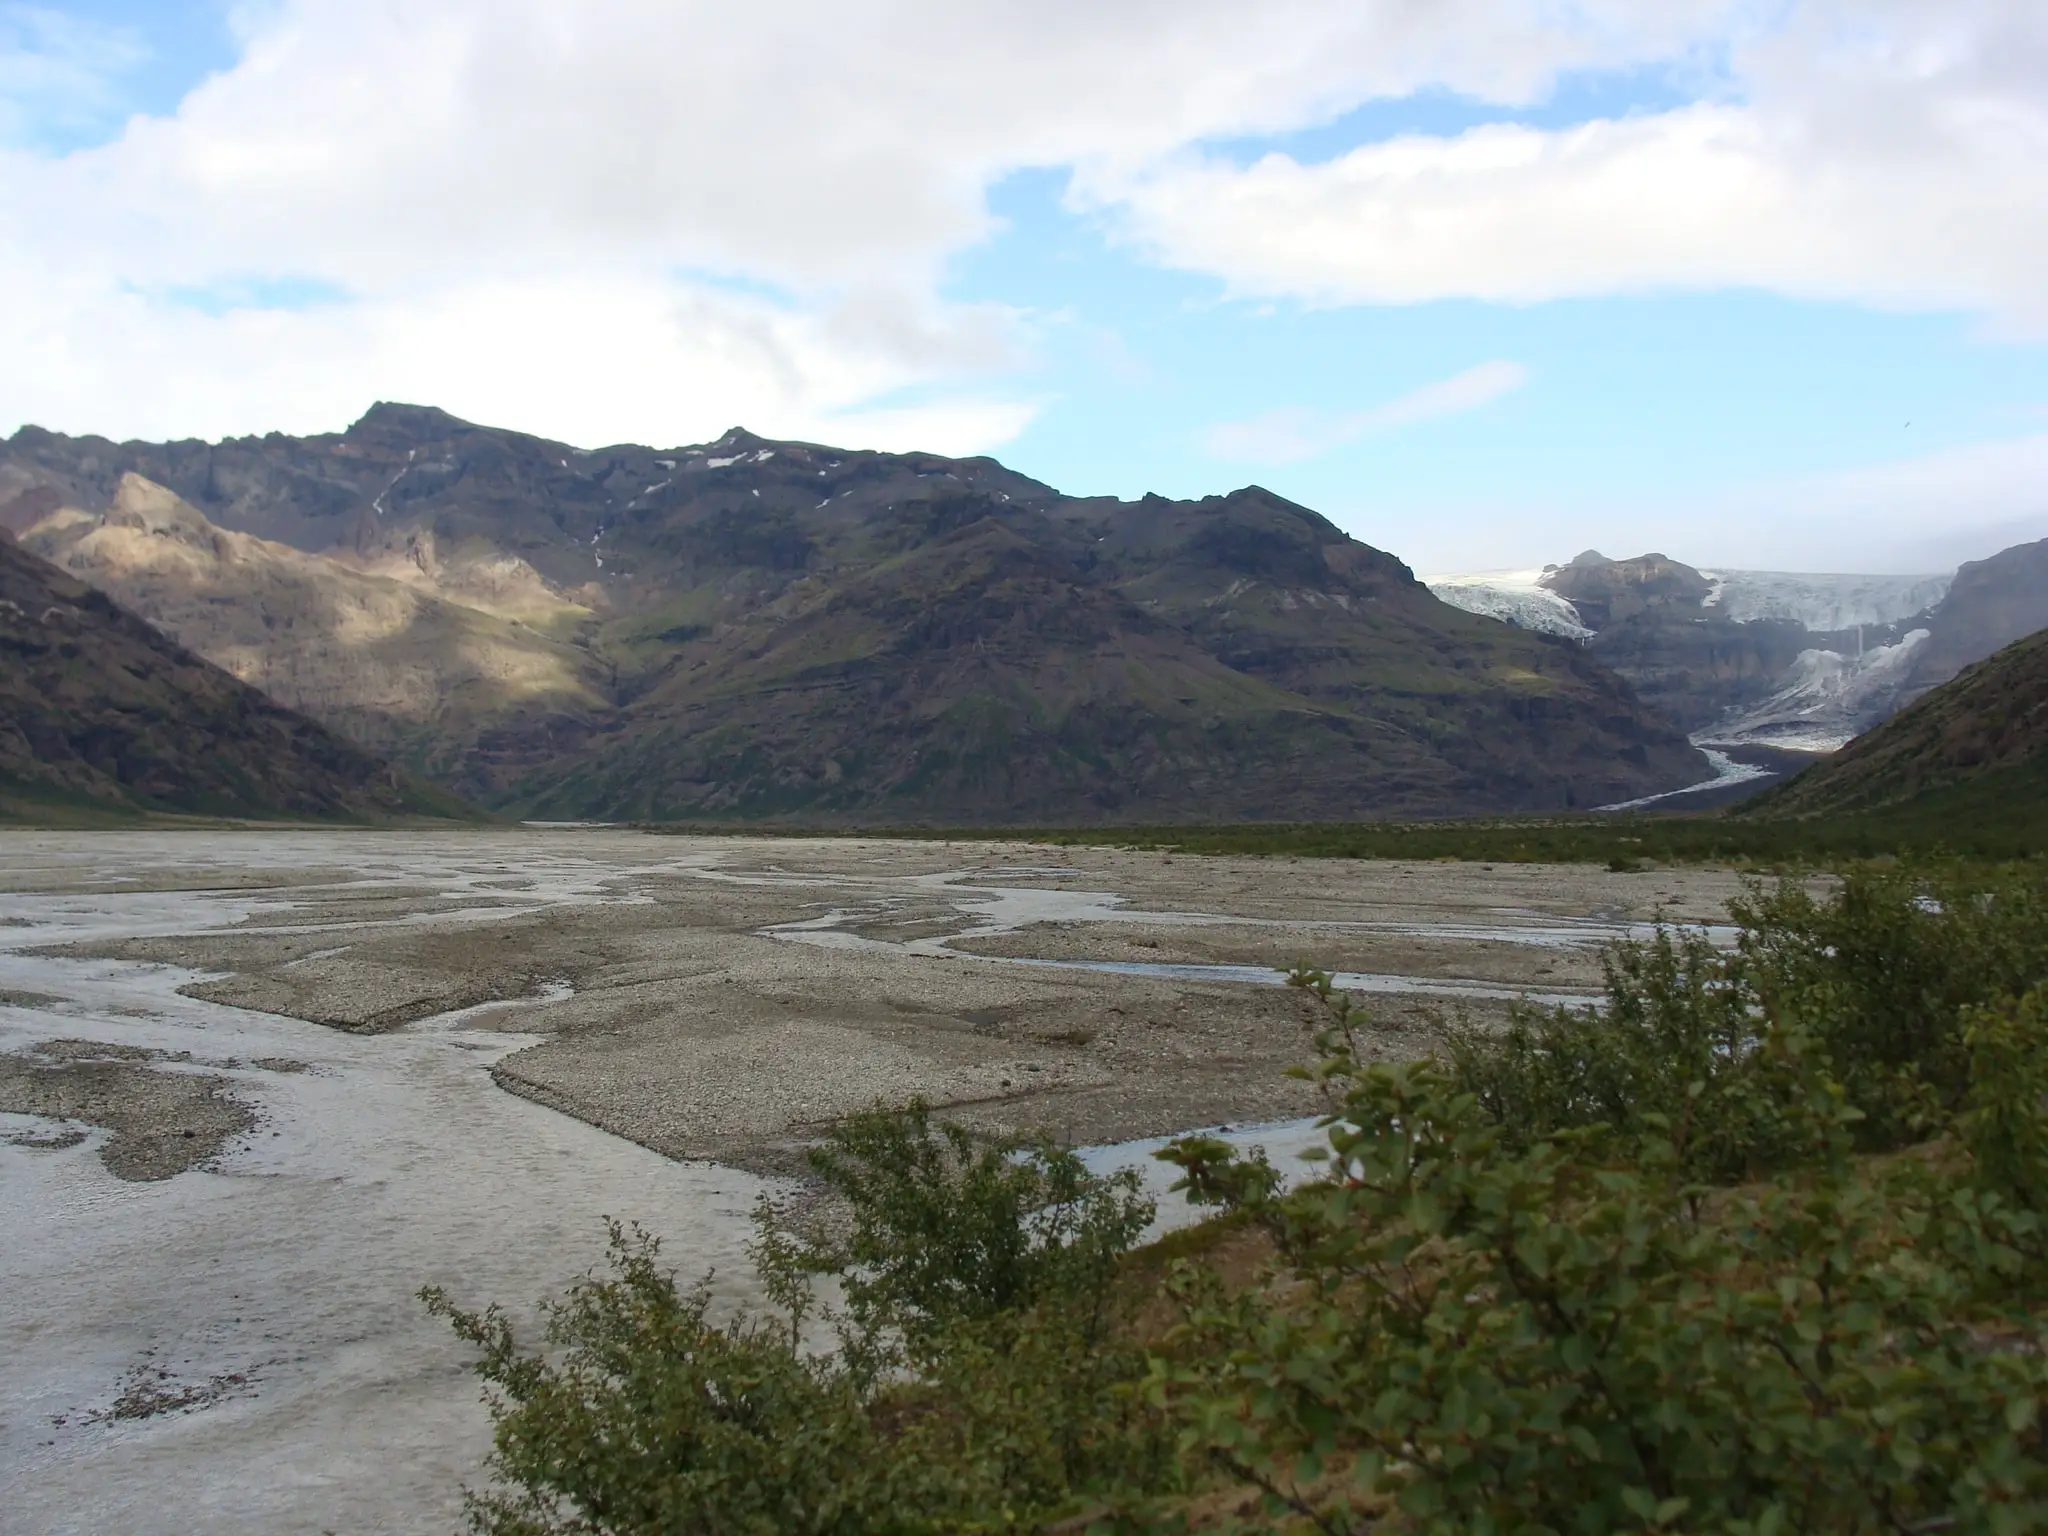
346, 402, 479, 444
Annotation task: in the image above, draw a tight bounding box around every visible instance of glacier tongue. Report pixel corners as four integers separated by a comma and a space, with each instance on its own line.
1425, 569, 1593, 640
1427, 560, 1963, 757
1697, 629, 1932, 752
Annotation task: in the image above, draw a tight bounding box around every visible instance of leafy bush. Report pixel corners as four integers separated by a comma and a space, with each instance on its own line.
1448, 862, 2048, 1178
1961, 985, 2048, 1215
1732, 864, 2048, 1146
431, 859, 2048, 1534
423, 1222, 884, 1536
1444, 925, 1826, 1185
802, 1100, 1151, 1360
1153, 1041, 2048, 1535
425, 1103, 1170, 1535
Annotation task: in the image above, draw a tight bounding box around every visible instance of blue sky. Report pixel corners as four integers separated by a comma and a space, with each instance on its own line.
2, 0, 2044, 574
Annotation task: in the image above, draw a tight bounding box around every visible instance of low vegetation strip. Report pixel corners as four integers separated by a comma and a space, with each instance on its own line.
428, 858, 2048, 1533
642, 804, 2044, 865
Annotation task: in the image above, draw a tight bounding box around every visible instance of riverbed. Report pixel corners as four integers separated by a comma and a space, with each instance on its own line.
0, 829, 1754, 1533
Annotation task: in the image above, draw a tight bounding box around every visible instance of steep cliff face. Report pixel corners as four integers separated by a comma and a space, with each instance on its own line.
1530, 553, 1840, 736
1898, 538, 2048, 706
1, 406, 1707, 822
0, 535, 467, 821
1541, 551, 1716, 629
1482, 549, 2045, 754
1579, 611, 1820, 735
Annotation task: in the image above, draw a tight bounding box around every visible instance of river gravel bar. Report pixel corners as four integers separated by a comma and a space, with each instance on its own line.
0, 828, 1761, 1534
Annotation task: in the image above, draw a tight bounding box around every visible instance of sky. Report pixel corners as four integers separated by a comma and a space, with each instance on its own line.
1, 1, 2044, 575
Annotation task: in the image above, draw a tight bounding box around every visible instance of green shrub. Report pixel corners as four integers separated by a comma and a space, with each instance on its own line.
1448, 861, 2048, 1178
1445, 925, 1827, 1185
422, 1221, 885, 1536
1732, 864, 2048, 1147
802, 1100, 1152, 1361
425, 1104, 1168, 1534
1151, 998, 2048, 1535
1961, 985, 2048, 1215
429, 861, 2048, 1534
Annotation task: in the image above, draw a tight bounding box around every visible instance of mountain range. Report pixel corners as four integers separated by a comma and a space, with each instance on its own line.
0, 404, 1706, 823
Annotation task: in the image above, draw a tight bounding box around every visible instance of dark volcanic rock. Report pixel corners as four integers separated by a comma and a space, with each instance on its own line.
1, 407, 1708, 822
1543, 551, 1715, 630
1538, 552, 1821, 732
1578, 610, 1821, 733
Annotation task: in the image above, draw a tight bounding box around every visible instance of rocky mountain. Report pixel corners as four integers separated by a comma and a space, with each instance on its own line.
17, 473, 608, 799
1430, 543, 2045, 756
1893, 538, 2048, 705
0, 405, 1707, 822
0, 532, 468, 822
1742, 625, 2048, 827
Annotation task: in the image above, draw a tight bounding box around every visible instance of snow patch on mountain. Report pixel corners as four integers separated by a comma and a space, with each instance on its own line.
1425, 569, 1593, 640
1698, 570, 1948, 632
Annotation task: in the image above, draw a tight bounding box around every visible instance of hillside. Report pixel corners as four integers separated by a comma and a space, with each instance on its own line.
1741, 625, 2048, 828
0, 534, 470, 822
18, 474, 608, 800
0, 407, 1708, 822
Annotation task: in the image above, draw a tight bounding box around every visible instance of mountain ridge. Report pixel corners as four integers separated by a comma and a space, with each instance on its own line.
1, 405, 1708, 822
17, 472, 609, 799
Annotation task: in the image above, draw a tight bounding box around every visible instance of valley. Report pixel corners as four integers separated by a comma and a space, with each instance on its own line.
0, 827, 1759, 1534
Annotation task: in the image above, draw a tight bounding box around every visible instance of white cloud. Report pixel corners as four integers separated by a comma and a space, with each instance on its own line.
1717, 431, 2048, 570
0, 0, 1740, 447
1206, 360, 1527, 462
0, 252, 1036, 452
1091, 0, 2048, 333
1, 0, 2042, 457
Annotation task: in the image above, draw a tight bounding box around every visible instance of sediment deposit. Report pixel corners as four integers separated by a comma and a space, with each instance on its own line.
0, 828, 1756, 1534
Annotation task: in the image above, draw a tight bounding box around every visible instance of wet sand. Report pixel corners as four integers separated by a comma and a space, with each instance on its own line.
0, 828, 1758, 1533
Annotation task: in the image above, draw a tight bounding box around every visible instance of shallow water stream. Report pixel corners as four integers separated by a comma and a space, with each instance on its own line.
1, 831, 1661, 1532
0, 842, 771, 1536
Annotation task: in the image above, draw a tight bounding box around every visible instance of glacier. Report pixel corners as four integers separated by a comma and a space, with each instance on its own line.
1698, 570, 1949, 631
1696, 629, 1932, 753
1426, 562, 1957, 760
1425, 568, 1594, 640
